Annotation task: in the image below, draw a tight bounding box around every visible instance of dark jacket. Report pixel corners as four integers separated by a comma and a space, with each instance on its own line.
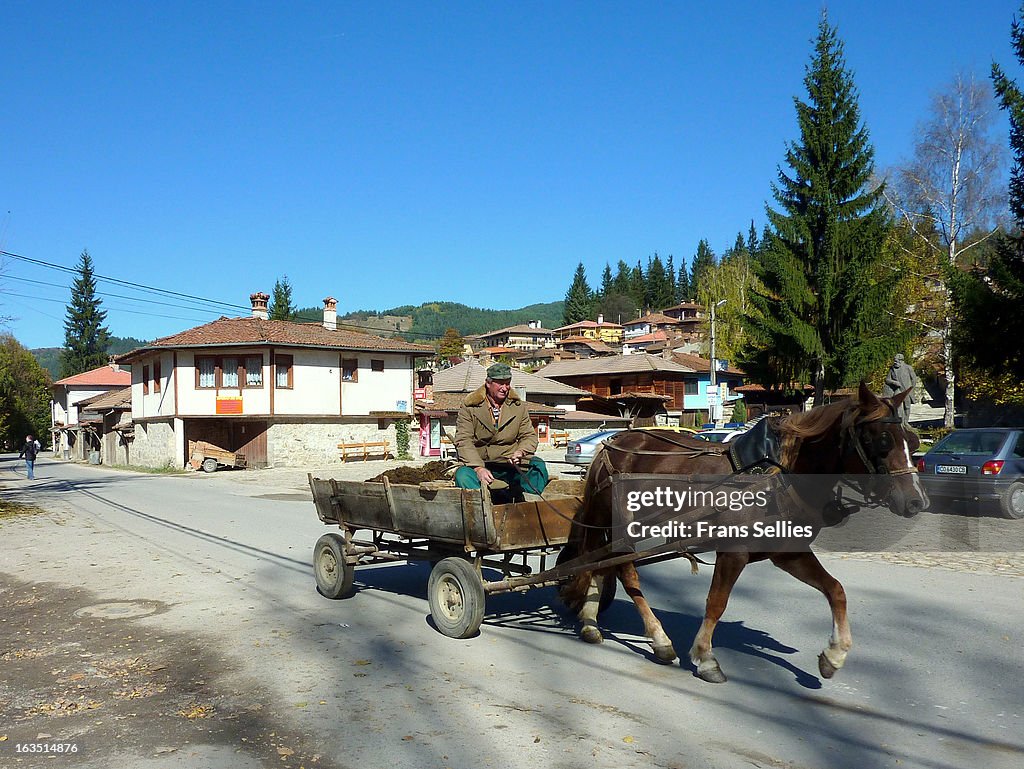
19, 440, 39, 462
455, 385, 538, 468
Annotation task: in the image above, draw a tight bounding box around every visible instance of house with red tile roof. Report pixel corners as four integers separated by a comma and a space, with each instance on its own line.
115, 293, 432, 470
50, 363, 132, 459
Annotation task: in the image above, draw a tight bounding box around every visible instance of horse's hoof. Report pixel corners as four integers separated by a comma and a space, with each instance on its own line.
818, 652, 838, 679
581, 626, 604, 645
653, 644, 677, 663
696, 667, 729, 684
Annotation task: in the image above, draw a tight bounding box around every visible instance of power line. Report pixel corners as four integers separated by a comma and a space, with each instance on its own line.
1, 248, 445, 341
1, 250, 247, 312
0, 291, 219, 323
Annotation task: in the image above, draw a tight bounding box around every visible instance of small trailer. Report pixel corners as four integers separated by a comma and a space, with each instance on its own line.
189, 441, 247, 473
308, 474, 620, 638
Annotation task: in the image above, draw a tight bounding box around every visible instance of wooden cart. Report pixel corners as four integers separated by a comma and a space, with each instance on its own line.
189, 441, 247, 473
308, 474, 620, 638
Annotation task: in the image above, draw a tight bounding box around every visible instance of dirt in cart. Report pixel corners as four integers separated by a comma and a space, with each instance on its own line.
365, 460, 453, 485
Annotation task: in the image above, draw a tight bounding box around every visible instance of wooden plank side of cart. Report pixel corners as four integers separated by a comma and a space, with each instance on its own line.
309, 476, 581, 551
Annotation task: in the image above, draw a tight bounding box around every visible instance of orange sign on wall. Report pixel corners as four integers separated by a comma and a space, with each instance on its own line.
216, 397, 243, 415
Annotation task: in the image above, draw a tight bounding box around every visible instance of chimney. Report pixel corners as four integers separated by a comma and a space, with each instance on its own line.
107, 354, 120, 372
323, 296, 338, 330
528, 319, 541, 329
597, 313, 604, 325
250, 292, 270, 320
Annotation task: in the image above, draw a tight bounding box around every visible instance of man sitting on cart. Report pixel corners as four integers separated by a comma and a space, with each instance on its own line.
453, 362, 548, 501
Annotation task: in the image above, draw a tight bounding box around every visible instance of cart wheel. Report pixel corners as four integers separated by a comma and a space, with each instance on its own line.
314, 533, 354, 599
428, 557, 485, 638
202, 458, 218, 473
556, 544, 617, 615
1000, 482, 1024, 520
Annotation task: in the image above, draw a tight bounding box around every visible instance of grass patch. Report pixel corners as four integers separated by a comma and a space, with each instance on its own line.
0, 488, 47, 520
106, 462, 185, 475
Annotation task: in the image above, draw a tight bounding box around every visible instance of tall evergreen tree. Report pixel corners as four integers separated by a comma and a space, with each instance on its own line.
645, 253, 674, 311
563, 262, 594, 325
690, 239, 717, 297
269, 275, 296, 321
741, 17, 902, 404
961, 6, 1024, 382
600, 263, 613, 297
746, 221, 760, 261
676, 260, 691, 302
60, 250, 112, 378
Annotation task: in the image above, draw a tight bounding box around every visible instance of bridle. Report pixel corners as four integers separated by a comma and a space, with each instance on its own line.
840, 401, 917, 477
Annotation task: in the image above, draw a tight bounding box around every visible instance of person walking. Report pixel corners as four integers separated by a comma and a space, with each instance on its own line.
18, 434, 39, 480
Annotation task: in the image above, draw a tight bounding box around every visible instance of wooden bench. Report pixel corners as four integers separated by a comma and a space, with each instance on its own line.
550, 431, 571, 448
338, 440, 390, 462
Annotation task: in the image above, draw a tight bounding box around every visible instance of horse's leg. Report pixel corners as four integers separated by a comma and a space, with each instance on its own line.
689, 552, 749, 683
617, 562, 676, 662
577, 571, 607, 644
769, 552, 851, 679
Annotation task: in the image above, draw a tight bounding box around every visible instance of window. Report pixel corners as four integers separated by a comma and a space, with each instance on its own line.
245, 356, 263, 387
371, 359, 385, 372
1014, 433, 1024, 459
197, 356, 217, 388
221, 356, 239, 388
275, 355, 293, 388
142, 365, 150, 395
195, 355, 260, 389
684, 381, 699, 395
342, 358, 358, 382
153, 360, 161, 393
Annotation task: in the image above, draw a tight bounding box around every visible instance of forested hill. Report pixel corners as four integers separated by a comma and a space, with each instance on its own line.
295, 300, 565, 339
31, 336, 147, 379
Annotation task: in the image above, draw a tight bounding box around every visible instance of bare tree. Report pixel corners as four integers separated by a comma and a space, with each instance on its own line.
886, 73, 1006, 427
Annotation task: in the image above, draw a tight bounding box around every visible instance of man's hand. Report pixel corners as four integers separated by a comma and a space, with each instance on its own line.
475, 466, 495, 486
509, 450, 526, 465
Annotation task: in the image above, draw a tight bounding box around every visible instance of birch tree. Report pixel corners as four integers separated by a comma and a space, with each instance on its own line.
887, 74, 1006, 427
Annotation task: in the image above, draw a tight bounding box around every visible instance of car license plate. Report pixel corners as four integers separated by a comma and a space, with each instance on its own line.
935, 465, 967, 474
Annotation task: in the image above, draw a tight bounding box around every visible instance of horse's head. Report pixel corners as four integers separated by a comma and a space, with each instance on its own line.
843, 383, 927, 518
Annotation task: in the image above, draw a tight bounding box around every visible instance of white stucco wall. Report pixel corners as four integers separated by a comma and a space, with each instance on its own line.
132, 351, 177, 419
52, 387, 112, 427
340, 355, 413, 416
146, 348, 415, 418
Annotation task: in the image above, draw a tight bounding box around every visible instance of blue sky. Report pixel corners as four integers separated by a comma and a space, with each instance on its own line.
1, 1, 1018, 349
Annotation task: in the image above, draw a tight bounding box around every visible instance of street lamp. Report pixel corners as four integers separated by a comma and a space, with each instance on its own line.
709, 299, 726, 424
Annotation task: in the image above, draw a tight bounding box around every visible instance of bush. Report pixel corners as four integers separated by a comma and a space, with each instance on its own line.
730, 400, 748, 424
396, 419, 412, 460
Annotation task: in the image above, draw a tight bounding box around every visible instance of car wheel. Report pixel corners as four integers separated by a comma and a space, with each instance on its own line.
999, 481, 1024, 520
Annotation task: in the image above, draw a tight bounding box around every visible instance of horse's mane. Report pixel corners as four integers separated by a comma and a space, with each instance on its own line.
776, 396, 892, 441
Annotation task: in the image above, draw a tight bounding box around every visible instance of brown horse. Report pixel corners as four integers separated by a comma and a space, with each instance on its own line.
560, 383, 926, 683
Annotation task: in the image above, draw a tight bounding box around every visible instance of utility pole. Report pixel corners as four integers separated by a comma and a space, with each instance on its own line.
709, 299, 726, 425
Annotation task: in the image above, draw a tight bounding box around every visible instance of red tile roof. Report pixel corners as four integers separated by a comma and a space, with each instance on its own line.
623, 312, 681, 327
117, 317, 432, 362
53, 366, 132, 388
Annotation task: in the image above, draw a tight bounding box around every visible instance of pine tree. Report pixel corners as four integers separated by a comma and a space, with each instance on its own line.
563, 262, 594, 325
746, 221, 760, 261
690, 239, 717, 296
962, 7, 1024, 381
741, 16, 902, 404
676, 260, 691, 302
600, 263, 613, 298
645, 253, 674, 311
60, 250, 112, 378
269, 275, 296, 320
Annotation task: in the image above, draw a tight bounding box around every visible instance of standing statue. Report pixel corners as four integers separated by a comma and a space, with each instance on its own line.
881, 353, 917, 423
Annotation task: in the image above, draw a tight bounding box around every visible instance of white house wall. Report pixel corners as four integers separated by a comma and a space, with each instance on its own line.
340, 355, 413, 415
134, 349, 414, 418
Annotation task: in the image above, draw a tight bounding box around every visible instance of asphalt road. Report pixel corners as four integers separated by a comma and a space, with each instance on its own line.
1, 455, 1022, 769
